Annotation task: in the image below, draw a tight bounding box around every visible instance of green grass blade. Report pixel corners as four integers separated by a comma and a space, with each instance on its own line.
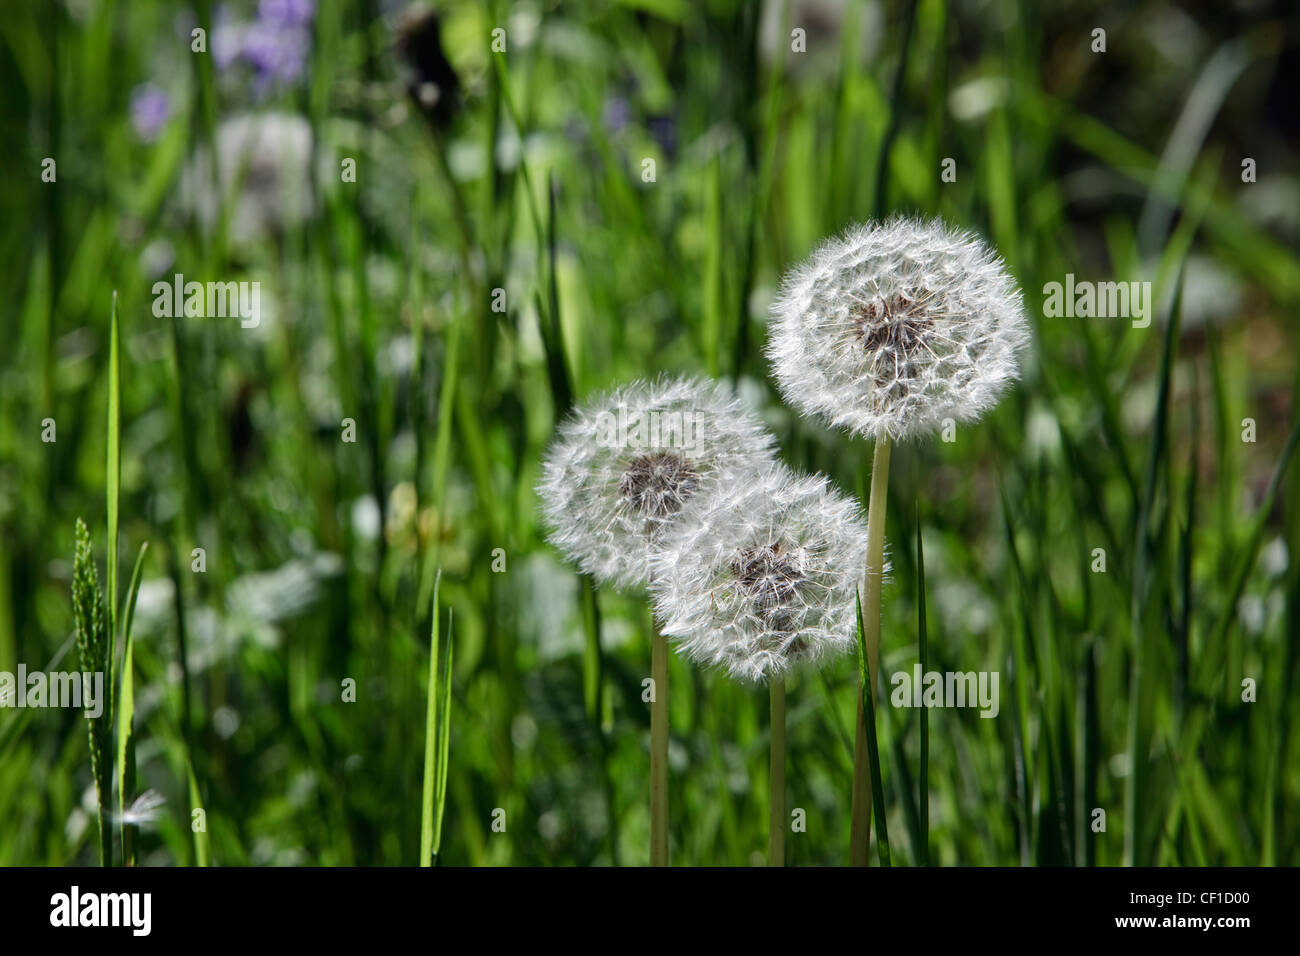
1196, 415, 1300, 692
1125, 262, 1185, 866
185, 757, 208, 867
106, 290, 120, 714
855, 590, 891, 866
420, 569, 442, 866
433, 609, 454, 861
417, 300, 463, 612
115, 541, 148, 866
873, 0, 919, 216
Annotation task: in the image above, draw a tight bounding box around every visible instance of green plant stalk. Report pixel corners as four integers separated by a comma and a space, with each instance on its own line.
185, 758, 208, 867
916, 511, 929, 865
768, 677, 786, 866
650, 626, 669, 866
433, 612, 453, 863
855, 592, 891, 866
851, 435, 891, 865
421, 571, 442, 866
582, 576, 619, 865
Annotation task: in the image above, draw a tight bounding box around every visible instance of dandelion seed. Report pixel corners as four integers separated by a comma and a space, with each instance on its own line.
651, 463, 872, 683
766, 216, 1030, 441
537, 376, 777, 590
114, 790, 166, 829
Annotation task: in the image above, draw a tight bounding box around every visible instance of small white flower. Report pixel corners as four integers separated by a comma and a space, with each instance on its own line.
180, 112, 318, 245
537, 376, 777, 590
650, 462, 871, 683
766, 216, 1030, 441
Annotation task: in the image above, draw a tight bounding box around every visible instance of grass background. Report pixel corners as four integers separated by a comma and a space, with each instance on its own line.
0, 0, 1297, 866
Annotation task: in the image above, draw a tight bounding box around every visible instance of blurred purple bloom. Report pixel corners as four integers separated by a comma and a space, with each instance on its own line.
212, 7, 244, 71
259, 0, 315, 27
242, 22, 311, 88
602, 97, 630, 134
130, 84, 170, 142
213, 0, 316, 93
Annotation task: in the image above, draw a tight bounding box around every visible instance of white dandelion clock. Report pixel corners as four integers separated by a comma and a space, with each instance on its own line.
537, 376, 777, 591
650, 463, 871, 684
180, 112, 320, 246
766, 216, 1030, 441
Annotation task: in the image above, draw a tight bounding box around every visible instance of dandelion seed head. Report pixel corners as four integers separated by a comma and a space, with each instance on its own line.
180, 112, 317, 246
651, 463, 873, 683
766, 216, 1030, 440
537, 376, 777, 590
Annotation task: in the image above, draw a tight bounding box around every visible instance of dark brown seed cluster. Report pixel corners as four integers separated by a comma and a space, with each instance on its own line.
851, 292, 934, 359
851, 291, 939, 400
619, 451, 700, 519
731, 542, 808, 650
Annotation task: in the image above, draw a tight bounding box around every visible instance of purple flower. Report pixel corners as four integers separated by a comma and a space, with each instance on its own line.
212, 7, 244, 71
259, 0, 315, 28
242, 22, 311, 88
602, 97, 630, 134
130, 84, 170, 142
213, 0, 316, 94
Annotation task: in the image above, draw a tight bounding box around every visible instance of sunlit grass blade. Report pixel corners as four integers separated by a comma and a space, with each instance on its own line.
115, 541, 148, 866
185, 757, 208, 867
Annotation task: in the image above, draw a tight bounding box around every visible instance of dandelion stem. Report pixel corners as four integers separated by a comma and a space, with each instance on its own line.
851, 435, 891, 865
650, 625, 669, 866
769, 676, 786, 866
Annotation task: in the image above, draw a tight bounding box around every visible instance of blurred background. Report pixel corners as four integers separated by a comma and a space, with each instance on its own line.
0, 0, 1297, 866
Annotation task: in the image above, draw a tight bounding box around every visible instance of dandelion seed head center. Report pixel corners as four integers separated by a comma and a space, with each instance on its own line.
618, 451, 700, 519
849, 289, 939, 363
730, 542, 809, 643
